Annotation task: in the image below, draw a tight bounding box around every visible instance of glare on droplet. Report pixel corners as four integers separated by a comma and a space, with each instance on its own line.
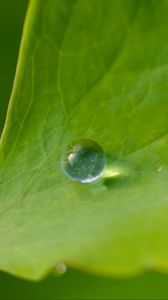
68, 153, 76, 165
61, 139, 106, 183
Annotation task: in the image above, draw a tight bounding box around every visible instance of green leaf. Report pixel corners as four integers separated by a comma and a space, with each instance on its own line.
1, 0, 168, 280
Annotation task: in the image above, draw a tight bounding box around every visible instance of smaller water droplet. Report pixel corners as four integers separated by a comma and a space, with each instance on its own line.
55, 262, 67, 275
61, 139, 106, 183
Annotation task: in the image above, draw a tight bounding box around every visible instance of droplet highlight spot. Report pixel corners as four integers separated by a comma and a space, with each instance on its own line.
61, 139, 106, 183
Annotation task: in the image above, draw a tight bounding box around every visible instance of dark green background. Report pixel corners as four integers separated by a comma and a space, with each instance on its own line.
0, 1, 27, 133
1, 269, 168, 300
1, 1, 168, 299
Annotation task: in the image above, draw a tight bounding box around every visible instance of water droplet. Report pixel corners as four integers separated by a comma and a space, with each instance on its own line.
55, 262, 67, 275
62, 139, 106, 183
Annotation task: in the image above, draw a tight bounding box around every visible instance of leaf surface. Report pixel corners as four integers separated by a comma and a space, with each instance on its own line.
1, 0, 168, 279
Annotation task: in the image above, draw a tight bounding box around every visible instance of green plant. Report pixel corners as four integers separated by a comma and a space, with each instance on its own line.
1, 0, 168, 283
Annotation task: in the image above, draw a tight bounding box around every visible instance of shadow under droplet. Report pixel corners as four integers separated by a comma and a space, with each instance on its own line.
103, 174, 128, 189
102, 154, 131, 189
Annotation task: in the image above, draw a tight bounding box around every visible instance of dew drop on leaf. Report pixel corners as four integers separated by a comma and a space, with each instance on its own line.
55, 262, 67, 275
61, 139, 106, 183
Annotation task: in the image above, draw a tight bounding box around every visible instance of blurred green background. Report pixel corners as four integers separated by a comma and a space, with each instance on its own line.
1, 1, 168, 299
1, 269, 168, 300
0, 0, 27, 133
